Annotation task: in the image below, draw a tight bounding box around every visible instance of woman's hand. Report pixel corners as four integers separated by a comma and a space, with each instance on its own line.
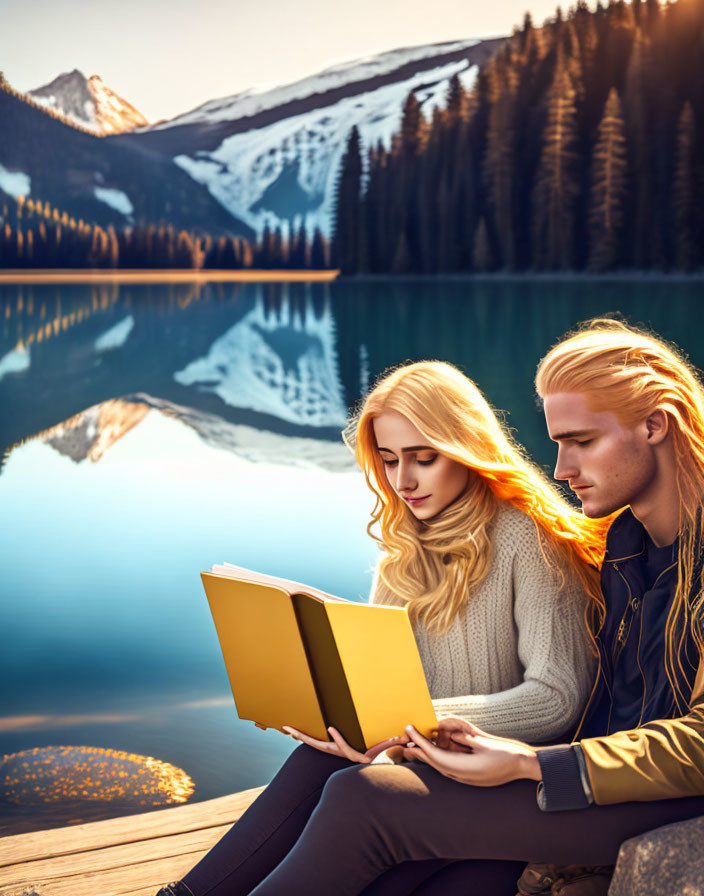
282, 725, 408, 764
402, 720, 542, 786
432, 716, 479, 751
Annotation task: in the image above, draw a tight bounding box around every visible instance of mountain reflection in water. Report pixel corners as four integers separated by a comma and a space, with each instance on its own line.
1, 277, 704, 833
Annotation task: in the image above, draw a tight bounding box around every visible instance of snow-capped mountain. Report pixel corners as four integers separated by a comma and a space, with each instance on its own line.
6, 39, 504, 239
133, 38, 504, 236
29, 69, 149, 135
154, 41, 483, 130
0, 84, 251, 237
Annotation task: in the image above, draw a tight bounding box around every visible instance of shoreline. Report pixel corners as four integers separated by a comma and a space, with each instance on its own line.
339, 271, 704, 282
0, 269, 703, 285
0, 269, 340, 284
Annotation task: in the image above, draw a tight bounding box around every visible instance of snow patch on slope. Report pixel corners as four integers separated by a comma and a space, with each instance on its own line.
174, 58, 478, 236
0, 164, 31, 199
94, 187, 134, 215
153, 40, 479, 130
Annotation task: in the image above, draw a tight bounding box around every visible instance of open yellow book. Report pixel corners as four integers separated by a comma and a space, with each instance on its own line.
202, 563, 437, 753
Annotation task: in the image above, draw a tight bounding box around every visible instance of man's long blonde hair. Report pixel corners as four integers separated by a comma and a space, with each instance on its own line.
344, 360, 608, 635
536, 318, 704, 707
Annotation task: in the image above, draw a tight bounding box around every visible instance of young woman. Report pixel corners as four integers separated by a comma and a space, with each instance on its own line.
157, 360, 608, 896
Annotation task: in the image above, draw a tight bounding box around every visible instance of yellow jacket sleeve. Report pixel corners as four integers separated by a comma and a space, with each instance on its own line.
580, 661, 704, 804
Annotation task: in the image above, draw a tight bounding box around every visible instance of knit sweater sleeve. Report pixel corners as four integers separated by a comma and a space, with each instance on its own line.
431, 514, 595, 744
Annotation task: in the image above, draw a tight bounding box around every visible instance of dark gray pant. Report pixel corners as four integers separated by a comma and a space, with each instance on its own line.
182, 745, 704, 896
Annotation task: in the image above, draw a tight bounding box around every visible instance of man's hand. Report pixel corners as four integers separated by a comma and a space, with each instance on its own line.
402, 719, 542, 786
282, 725, 408, 764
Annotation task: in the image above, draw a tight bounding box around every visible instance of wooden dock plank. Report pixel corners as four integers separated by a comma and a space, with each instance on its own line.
1, 852, 201, 896
0, 788, 263, 866
0, 788, 263, 896
123, 888, 167, 896
0, 823, 232, 887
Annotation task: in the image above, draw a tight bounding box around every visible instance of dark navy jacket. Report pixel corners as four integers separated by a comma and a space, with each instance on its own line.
578, 507, 697, 739
538, 507, 703, 810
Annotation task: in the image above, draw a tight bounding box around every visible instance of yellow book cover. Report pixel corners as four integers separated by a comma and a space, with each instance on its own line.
202, 564, 437, 752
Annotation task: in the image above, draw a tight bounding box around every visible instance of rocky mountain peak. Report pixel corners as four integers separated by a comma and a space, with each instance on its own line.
28, 69, 148, 135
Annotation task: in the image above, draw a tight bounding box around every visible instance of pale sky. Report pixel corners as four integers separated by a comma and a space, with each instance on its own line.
2, 0, 570, 123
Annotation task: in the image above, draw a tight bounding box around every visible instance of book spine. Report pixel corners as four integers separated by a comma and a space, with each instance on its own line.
291, 595, 366, 752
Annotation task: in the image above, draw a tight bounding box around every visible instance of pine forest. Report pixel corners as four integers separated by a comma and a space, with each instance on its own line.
0, 196, 330, 270
333, 0, 704, 273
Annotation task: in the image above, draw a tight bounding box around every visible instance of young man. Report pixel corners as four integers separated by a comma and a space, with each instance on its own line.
161, 320, 704, 896
399, 317, 704, 817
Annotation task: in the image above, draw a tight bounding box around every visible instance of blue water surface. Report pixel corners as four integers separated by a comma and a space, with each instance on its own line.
1, 276, 703, 831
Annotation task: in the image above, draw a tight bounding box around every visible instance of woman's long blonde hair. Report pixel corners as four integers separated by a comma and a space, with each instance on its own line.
536, 318, 704, 708
344, 360, 608, 635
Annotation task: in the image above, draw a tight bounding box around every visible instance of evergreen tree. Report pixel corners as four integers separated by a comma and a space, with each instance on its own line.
672, 101, 697, 270
445, 73, 465, 122
106, 225, 119, 268
175, 230, 195, 267
532, 60, 580, 269
290, 220, 308, 268
399, 91, 424, 157
332, 126, 364, 273
256, 222, 272, 267
587, 88, 628, 270
520, 12, 534, 52
451, 115, 478, 271
241, 238, 254, 268
417, 108, 443, 272
483, 53, 518, 268
25, 227, 34, 265
271, 226, 284, 267
363, 145, 388, 272
391, 91, 426, 273
88, 226, 108, 267
624, 26, 654, 267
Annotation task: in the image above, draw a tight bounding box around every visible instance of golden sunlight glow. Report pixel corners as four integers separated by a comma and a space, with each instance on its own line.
0, 745, 195, 806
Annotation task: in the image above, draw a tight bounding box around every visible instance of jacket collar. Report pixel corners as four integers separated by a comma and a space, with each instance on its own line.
604, 507, 678, 565
604, 508, 646, 563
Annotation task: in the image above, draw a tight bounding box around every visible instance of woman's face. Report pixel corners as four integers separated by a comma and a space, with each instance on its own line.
372, 409, 470, 521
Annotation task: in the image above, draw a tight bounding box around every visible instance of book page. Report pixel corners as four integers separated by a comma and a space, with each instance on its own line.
202, 573, 329, 738
325, 602, 438, 746
211, 561, 343, 602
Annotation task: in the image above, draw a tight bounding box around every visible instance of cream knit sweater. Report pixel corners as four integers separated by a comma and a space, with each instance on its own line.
370, 503, 594, 744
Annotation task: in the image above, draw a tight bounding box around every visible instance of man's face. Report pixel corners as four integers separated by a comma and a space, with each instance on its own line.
543, 392, 658, 518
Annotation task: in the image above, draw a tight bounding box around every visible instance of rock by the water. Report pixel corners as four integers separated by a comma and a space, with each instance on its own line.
609, 815, 704, 896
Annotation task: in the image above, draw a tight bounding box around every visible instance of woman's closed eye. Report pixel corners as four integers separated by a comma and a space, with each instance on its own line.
380, 452, 438, 467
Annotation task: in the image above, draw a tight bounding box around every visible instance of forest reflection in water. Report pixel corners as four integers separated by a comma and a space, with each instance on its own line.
1, 276, 703, 833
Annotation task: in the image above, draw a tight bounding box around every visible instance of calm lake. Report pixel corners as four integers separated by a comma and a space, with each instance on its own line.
2, 276, 703, 832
